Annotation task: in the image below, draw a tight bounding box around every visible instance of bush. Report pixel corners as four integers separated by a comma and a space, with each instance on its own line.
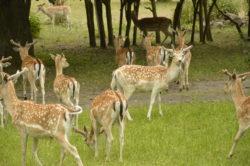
29, 14, 41, 38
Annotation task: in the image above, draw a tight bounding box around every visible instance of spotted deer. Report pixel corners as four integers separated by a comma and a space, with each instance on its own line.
113, 35, 135, 67
0, 68, 84, 166
10, 39, 46, 104
74, 89, 127, 162
175, 29, 192, 91
142, 33, 172, 67
51, 53, 80, 128
37, 3, 71, 30
223, 69, 250, 158
0, 56, 12, 128
111, 45, 193, 120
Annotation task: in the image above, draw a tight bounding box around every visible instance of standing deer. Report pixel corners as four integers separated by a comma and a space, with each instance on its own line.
223, 69, 250, 158
174, 29, 192, 91
10, 39, 46, 104
37, 3, 71, 30
142, 33, 172, 66
74, 89, 127, 162
0, 68, 84, 166
113, 35, 136, 66
111, 45, 193, 120
51, 53, 80, 128
131, 10, 172, 44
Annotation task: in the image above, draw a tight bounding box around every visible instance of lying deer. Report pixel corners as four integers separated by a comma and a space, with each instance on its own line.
0, 56, 12, 128
131, 10, 172, 44
142, 33, 171, 66
174, 29, 192, 91
223, 69, 250, 158
37, 3, 71, 30
114, 35, 135, 67
74, 89, 127, 162
0, 68, 84, 166
10, 39, 46, 104
111, 45, 193, 120
51, 53, 80, 128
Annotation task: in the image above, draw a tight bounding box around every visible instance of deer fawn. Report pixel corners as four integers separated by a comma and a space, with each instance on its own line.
37, 3, 71, 30
0, 56, 12, 128
10, 39, 46, 104
0, 67, 84, 166
51, 53, 80, 128
113, 35, 135, 67
174, 29, 192, 91
223, 69, 250, 158
142, 33, 172, 66
111, 45, 193, 120
131, 10, 172, 44
74, 89, 127, 162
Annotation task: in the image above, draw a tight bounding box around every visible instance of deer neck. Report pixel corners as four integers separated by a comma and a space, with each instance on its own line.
40, 8, 53, 19
55, 63, 64, 76
178, 37, 185, 49
231, 81, 246, 108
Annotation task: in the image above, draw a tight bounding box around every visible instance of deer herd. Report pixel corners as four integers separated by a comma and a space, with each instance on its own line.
0, 5, 249, 165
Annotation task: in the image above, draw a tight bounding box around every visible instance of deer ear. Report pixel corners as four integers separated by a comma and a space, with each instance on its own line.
50, 54, 55, 60
183, 45, 193, 52
241, 76, 247, 81
2, 62, 11, 68
12, 47, 19, 52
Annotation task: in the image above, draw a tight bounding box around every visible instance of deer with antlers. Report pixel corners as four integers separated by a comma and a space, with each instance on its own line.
174, 29, 192, 91
0, 56, 12, 128
51, 53, 80, 128
142, 33, 172, 66
113, 35, 136, 67
0, 67, 84, 166
131, 11, 172, 44
37, 3, 71, 30
111, 45, 193, 120
223, 69, 250, 158
74, 89, 127, 162
10, 39, 46, 104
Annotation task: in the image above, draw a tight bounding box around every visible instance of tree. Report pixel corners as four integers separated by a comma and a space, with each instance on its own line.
248, 0, 250, 39
84, 0, 96, 47
173, 0, 185, 43
132, 0, 140, 45
0, 0, 33, 67
103, 0, 114, 46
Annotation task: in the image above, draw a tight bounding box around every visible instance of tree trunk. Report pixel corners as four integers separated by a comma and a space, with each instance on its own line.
103, 0, 114, 46
150, 0, 161, 43
190, 0, 201, 43
124, 2, 133, 47
173, 0, 185, 43
94, 0, 106, 48
133, 0, 140, 45
248, 0, 250, 39
119, 0, 126, 36
84, 0, 96, 47
198, 0, 205, 43
0, 0, 33, 68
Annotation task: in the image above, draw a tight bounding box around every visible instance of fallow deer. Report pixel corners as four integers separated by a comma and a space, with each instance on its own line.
37, 3, 71, 30
113, 35, 135, 67
10, 39, 46, 104
142, 33, 172, 67
51, 53, 80, 128
131, 10, 172, 44
223, 69, 250, 158
74, 89, 127, 162
174, 29, 192, 91
0, 68, 84, 166
111, 45, 193, 120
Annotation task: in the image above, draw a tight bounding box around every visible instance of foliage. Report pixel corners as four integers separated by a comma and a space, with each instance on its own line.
29, 14, 41, 38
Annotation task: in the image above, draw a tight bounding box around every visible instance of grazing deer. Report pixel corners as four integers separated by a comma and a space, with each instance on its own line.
111, 45, 193, 120
37, 3, 71, 30
0, 56, 12, 128
113, 35, 135, 67
175, 29, 192, 91
51, 53, 80, 128
0, 68, 84, 166
142, 33, 172, 67
223, 69, 250, 158
74, 89, 127, 162
10, 39, 46, 104
131, 10, 172, 44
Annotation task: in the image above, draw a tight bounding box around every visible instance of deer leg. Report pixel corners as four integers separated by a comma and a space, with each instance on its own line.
66, 15, 71, 30
57, 134, 83, 166
39, 70, 45, 104
119, 119, 125, 162
52, 15, 55, 31
92, 120, 98, 158
28, 73, 37, 102
123, 88, 135, 121
20, 131, 28, 166
184, 62, 190, 90
32, 138, 42, 166
158, 92, 163, 116
59, 148, 66, 166
179, 67, 185, 91
0, 103, 3, 128
228, 127, 247, 158
22, 74, 27, 100
147, 89, 159, 120
105, 125, 113, 162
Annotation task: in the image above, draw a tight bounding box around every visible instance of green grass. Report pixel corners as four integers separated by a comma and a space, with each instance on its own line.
2, 101, 250, 165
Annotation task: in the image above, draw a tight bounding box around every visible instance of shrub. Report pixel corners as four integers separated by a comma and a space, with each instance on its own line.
29, 14, 41, 38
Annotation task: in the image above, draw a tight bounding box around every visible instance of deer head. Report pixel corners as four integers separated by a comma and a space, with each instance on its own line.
113, 35, 126, 48
142, 33, 154, 48
0, 56, 12, 71
167, 45, 193, 65
36, 3, 46, 13
51, 53, 69, 69
10, 39, 37, 59
74, 126, 95, 150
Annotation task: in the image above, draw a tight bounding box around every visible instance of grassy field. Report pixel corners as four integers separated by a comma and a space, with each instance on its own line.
1, 0, 250, 166
2, 101, 250, 165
